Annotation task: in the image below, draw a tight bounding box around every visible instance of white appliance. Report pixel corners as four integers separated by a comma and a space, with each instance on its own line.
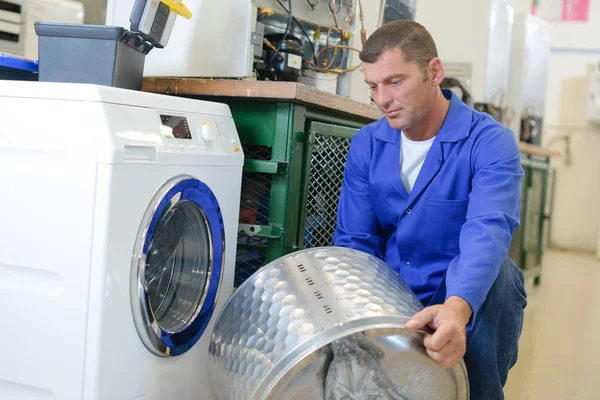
507, 13, 552, 135
0, 81, 244, 399
416, 0, 514, 109
0, 0, 84, 59
106, 0, 258, 78
105, 0, 357, 79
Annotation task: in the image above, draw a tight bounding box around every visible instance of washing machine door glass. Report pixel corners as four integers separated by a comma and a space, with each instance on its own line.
145, 200, 210, 333
132, 176, 225, 357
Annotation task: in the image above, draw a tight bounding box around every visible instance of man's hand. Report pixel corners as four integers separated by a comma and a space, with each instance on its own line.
405, 296, 472, 369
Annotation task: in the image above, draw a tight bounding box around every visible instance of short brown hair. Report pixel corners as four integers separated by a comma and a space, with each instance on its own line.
359, 20, 438, 69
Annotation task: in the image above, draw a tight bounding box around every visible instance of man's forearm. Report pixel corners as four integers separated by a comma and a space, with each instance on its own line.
445, 296, 472, 327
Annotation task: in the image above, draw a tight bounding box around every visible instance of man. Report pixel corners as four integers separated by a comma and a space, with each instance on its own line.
333, 20, 527, 400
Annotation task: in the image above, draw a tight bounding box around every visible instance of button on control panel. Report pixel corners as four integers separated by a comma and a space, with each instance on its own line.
216, 119, 243, 154
158, 112, 241, 154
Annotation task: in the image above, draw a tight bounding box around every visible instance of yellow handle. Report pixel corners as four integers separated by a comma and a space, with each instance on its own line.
160, 0, 192, 19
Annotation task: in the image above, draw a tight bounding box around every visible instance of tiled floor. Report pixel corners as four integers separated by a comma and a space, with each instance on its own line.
504, 249, 600, 399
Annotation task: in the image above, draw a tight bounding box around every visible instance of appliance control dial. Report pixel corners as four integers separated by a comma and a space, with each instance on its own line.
197, 122, 216, 144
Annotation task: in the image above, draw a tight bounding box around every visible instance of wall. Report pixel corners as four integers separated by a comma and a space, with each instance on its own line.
415, 0, 600, 253
79, 0, 106, 25
351, 0, 600, 253
349, 0, 511, 105
543, 58, 600, 253
536, 2, 600, 254
506, 0, 530, 14
504, 0, 600, 254
414, 0, 492, 104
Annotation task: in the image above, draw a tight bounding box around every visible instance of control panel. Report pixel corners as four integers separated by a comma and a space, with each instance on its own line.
157, 113, 241, 154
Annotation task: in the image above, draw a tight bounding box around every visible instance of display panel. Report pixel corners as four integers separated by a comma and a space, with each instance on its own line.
160, 115, 192, 139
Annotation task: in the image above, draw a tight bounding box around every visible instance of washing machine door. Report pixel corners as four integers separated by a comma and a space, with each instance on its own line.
131, 176, 225, 357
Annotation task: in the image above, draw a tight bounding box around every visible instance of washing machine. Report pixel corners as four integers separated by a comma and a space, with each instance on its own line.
0, 81, 243, 399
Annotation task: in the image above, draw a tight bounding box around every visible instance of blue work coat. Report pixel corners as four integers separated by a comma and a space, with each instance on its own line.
333, 89, 523, 328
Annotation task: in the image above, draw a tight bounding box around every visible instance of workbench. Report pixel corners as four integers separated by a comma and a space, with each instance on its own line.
509, 143, 560, 285
142, 78, 559, 286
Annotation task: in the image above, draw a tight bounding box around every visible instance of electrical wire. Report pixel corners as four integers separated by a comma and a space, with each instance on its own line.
262, 0, 365, 76
320, 0, 353, 71
306, 44, 361, 73
276, 0, 318, 65
329, 0, 354, 31
260, 0, 294, 80
257, 9, 269, 22
321, 23, 335, 70
310, 0, 363, 74
357, 0, 366, 46
306, 0, 318, 10
329, 0, 342, 32
263, 38, 284, 60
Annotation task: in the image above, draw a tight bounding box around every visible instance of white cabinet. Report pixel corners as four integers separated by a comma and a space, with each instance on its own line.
507, 13, 552, 138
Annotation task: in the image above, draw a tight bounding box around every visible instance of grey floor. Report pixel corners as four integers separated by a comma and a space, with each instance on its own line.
504, 249, 600, 399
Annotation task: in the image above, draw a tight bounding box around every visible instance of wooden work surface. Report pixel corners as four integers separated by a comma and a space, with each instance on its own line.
518, 142, 561, 158
142, 78, 382, 121
143, 78, 561, 159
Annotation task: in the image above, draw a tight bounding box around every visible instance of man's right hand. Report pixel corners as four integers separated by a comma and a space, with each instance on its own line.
405, 296, 471, 369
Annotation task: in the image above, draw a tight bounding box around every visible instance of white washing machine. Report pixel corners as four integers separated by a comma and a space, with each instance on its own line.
0, 81, 244, 399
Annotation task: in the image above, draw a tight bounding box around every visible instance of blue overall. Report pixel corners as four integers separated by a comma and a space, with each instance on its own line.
333, 89, 528, 399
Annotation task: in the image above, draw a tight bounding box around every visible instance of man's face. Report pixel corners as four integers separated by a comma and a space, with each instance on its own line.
363, 48, 440, 130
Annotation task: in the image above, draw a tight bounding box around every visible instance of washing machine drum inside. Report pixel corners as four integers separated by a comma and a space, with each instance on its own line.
131, 177, 224, 357
146, 201, 210, 333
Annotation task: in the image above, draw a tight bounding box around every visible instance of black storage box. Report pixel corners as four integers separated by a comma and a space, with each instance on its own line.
34, 23, 153, 90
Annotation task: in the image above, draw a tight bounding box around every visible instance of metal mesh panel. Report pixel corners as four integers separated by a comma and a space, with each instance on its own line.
303, 134, 352, 248
235, 235, 267, 288
509, 174, 527, 264
236, 166, 272, 287
526, 168, 545, 267
239, 172, 271, 226
243, 145, 272, 161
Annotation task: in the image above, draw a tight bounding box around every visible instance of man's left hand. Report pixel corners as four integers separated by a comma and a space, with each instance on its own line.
405, 296, 472, 369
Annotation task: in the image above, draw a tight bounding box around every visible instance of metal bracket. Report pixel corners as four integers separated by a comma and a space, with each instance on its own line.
252, 22, 265, 56
309, 121, 360, 139
244, 159, 288, 175
251, 33, 263, 46
239, 223, 282, 239
295, 131, 307, 143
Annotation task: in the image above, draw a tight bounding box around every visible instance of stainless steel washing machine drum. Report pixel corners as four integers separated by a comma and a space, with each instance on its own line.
208, 247, 469, 400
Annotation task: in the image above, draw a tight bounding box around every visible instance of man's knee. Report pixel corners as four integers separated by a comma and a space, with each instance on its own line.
463, 259, 528, 399
487, 258, 528, 310
472, 258, 527, 337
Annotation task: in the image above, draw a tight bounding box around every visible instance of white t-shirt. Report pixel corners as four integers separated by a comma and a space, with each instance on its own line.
400, 131, 436, 193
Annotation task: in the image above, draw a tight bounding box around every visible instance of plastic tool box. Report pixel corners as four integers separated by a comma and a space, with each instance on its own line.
34, 0, 191, 90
